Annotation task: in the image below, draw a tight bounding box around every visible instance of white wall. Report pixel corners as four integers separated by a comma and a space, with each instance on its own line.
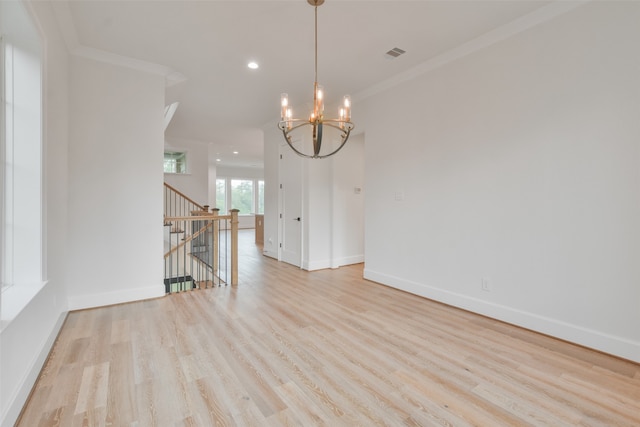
207, 144, 217, 208
217, 165, 264, 181
263, 127, 281, 259
66, 55, 165, 309
264, 126, 365, 269
0, 1, 70, 425
304, 159, 331, 269
332, 133, 365, 267
302, 137, 365, 271
164, 137, 209, 206
362, 1, 640, 362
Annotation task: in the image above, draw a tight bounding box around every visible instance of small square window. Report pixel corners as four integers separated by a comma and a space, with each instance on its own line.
164, 151, 186, 174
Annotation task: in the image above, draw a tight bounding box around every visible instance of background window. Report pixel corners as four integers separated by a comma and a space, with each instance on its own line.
230, 179, 253, 214
216, 178, 226, 213
257, 180, 264, 214
1, 0, 44, 312
216, 177, 263, 216
164, 151, 186, 174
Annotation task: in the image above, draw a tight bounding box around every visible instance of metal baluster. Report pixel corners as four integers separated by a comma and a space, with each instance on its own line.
169, 224, 174, 294
210, 220, 213, 286
182, 219, 186, 291
224, 219, 229, 285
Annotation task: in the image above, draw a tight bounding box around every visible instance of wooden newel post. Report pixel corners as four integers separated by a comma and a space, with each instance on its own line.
211, 208, 219, 276
230, 209, 239, 286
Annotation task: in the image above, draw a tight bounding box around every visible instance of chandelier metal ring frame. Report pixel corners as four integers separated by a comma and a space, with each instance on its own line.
278, 0, 354, 159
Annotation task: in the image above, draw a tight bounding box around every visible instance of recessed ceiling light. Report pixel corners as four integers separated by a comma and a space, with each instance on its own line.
216, 158, 221, 162
247, 62, 259, 69
233, 151, 239, 155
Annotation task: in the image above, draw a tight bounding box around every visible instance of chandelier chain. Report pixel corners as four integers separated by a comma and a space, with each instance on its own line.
314, 5, 318, 84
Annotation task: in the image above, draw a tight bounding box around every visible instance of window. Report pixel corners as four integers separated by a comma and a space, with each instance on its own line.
215, 178, 264, 215
163, 151, 186, 174
2, 25, 42, 291
231, 179, 253, 214
216, 178, 226, 213
1, 0, 44, 326
257, 180, 264, 214
1, 36, 5, 293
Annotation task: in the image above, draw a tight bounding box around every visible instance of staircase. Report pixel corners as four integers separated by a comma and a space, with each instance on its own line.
163, 183, 238, 293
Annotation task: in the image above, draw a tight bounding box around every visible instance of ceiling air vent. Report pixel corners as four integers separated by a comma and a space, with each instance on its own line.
385, 47, 406, 59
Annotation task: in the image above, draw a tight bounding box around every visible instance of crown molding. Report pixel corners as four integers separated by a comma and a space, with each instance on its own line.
50, 0, 185, 88
354, 0, 590, 103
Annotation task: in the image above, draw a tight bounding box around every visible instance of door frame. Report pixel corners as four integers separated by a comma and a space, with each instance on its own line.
278, 144, 304, 268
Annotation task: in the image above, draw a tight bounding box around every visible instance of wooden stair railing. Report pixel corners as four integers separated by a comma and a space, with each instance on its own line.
163, 209, 238, 292
164, 182, 207, 218
164, 218, 213, 259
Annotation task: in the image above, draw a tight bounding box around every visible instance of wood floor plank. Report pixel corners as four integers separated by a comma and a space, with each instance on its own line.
106, 341, 138, 425
16, 230, 640, 426
74, 362, 110, 415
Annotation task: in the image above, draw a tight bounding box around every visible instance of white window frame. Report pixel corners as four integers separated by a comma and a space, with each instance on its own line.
1, 1, 45, 329
163, 150, 187, 174
1, 35, 5, 294
215, 177, 264, 215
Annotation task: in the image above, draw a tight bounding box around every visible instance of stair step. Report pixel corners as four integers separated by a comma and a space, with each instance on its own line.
164, 276, 196, 293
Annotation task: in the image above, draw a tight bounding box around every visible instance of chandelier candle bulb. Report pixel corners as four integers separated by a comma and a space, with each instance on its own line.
317, 85, 324, 116
343, 95, 351, 121
286, 108, 292, 130
281, 93, 289, 120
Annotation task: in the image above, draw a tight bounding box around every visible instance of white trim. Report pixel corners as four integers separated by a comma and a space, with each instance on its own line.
216, 176, 264, 216
50, 1, 185, 87
0, 35, 5, 299
164, 101, 179, 131
305, 259, 330, 271
354, 0, 589, 103
73, 45, 186, 86
363, 268, 640, 363
67, 284, 165, 311
1, 311, 66, 427
305, 255, 364, 272
0, 281, 47, 331
49, 0, 80, 52
336, 255, 364, 267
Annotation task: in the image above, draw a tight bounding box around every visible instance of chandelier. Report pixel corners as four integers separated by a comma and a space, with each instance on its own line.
278, 0, 354, 159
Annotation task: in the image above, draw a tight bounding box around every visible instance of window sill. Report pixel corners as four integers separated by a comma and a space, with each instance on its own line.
0, 281, 47, 332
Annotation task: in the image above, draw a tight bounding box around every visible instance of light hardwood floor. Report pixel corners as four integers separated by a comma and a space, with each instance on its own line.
18, 230, 640, 426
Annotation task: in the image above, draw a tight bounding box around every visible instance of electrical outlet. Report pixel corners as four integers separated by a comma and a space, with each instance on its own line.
481, 277, 491, 292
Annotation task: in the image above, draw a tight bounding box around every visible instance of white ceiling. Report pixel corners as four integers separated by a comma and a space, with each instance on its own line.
53, 0, 554, 168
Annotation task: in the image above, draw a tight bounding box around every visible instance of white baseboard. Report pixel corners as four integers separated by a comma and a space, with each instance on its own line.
336, 255, 364, 266
1, 311, 67, 427
363, 268, 640, 363
305, 259, 331, 271
67, 284, 165, 311
263, 249, 278, 260
304, 255, 365, 271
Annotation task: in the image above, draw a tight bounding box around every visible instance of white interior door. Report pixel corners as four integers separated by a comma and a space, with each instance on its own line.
280, 147, 303, 267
